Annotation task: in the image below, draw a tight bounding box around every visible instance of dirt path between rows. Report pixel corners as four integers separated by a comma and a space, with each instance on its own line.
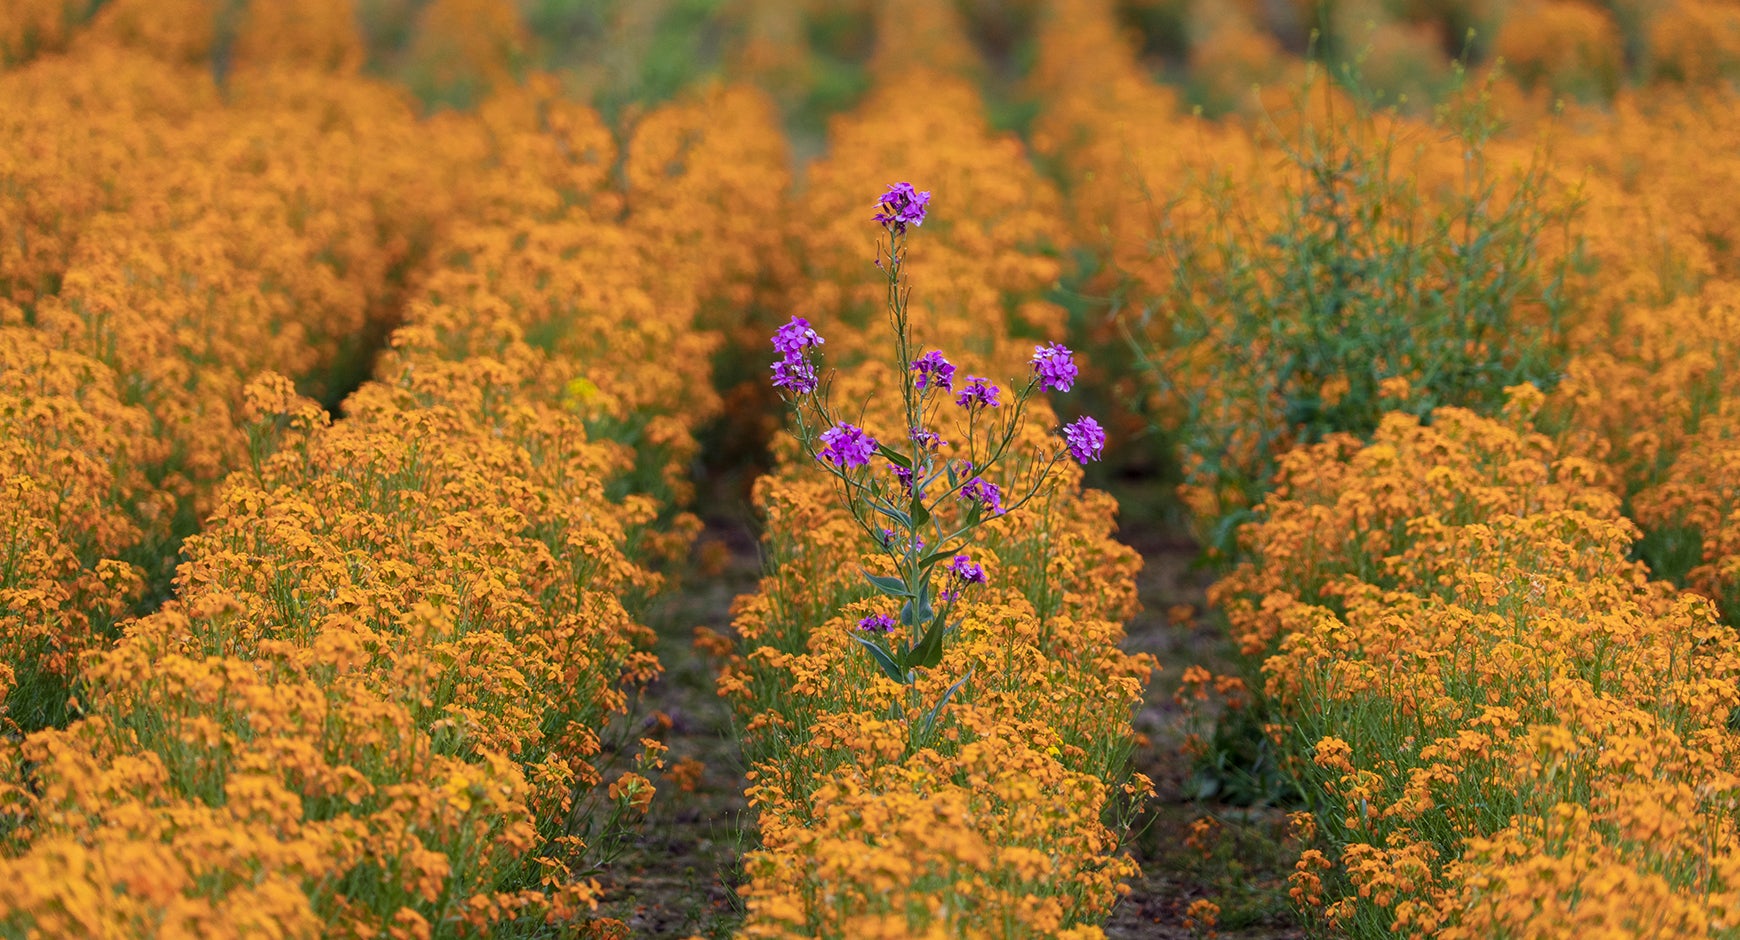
1102, 481, 1303, 939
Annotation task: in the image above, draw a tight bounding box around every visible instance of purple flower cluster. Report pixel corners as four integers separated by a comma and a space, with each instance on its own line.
819, 423, 877, 469
874, 182, 931, 233
959, 476, 1004, 515
891, 463, 921, 498
770, 316, 824, 395
773, 316, 824, 355
956, 376, 1001, 411
1064, 416, 1106, 464
947, 554, 986, 584
1031, 343, 1078, 393
910, 349, 955, 392
771, 356, 817, 394
940, 553, 987, 601
857, 613, 897, 634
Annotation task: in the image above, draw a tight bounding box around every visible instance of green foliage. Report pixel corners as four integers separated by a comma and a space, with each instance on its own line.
1116, 0, 1190, 63
776, 6, 873, 144
560, 0, 725, 119
1132, 63, 1580, 552
1189, 696, 1302, 809
1634, 522, 1706, 591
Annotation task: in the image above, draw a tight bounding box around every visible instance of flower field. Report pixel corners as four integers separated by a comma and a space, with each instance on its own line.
5, 0, 1740, 937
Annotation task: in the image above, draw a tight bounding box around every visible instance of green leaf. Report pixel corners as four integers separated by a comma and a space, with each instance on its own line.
917, 549, 955, 569
854, 636, 911, 684
878, 444, 912, 469
1209, 507, 1256, 559
908, 611, 951, 670
900, 597, 937, 628
911, 496, 930, 528
862, 570, 912, 597
870, 501, 912, 528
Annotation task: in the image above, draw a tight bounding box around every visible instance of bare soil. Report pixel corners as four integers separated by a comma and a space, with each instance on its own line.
1103, 480, 1303, 940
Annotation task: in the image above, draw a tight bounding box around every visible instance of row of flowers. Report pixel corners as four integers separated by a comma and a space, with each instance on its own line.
1031, 1, 1740, 932
0, 1, 449, 737
727, 3, 1740, 934
1545, 36, 1740, 630
719, 0, 1740, 128
1215, 388, 1740, 935
1555, 277, 1740, 630
1543, 85, 1740, 629
1100, 0, 1740, 630
0, 5, 790, 936
716, 7, 1153, 935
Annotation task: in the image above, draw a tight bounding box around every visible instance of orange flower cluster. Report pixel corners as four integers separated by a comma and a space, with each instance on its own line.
1026, 0, 1192, 270
0, 365, 653, 935
1215, 388, 1740, 935
1650, 0, 1740, 85
0, 0, 91, 64
0, 0, 452, 736
392, 73, 788, 511
1546, 90, 1740, 624
1493, 1, 1625, 100
0, 2, 790, 934
721, 6, 1154, 936
1554, 278, 1740, 622
1029, 0, 1740, 927
1019, 1, 1740, 927
0, 328, 152, 731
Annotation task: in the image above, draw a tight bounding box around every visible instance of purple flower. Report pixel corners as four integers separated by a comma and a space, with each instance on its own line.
874, 182, 931, 232
1031, 343, 1078, 392
771, 317, 825, 394
947, 554, 986, 583
1063, 416, 1106, 464
910, 350, 955, 392
857, 613, 897, 634
772, 316, 824, 355
959, 476, 1004, 515
818, 423, 877, 469
891, 463, 922, 498
955, 376, 1001, 410
940, 553, 986, 602
771, 354, 818, 394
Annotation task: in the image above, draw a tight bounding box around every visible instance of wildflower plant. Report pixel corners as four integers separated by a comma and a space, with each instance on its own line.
1127, 64, 1580, 552
769, 183, 1107, 737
